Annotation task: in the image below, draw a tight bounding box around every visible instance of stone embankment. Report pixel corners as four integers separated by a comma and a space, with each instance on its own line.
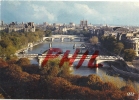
15, 41, 44, 55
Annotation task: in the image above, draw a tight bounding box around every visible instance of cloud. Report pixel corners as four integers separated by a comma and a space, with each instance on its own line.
74, 3, 100, 20
1, 1, 139, 25
31, 4, 55, 21
134, 2, 139, 7
74, 3, 99, 16
7, 1, 21, 7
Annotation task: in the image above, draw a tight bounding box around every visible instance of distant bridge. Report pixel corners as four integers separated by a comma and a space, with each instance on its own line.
43, 35, 88, 42
17, 53, 123, 68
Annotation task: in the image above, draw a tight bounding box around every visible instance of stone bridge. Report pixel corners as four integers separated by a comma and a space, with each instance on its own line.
43, 35, 88, 42
17, 54, 123, 68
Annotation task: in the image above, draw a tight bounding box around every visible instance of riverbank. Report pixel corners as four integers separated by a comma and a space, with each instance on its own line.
15, 40, 44, 55
111, 65, 139, 81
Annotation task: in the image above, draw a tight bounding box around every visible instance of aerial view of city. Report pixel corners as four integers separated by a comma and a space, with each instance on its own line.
0, 0, 139, 99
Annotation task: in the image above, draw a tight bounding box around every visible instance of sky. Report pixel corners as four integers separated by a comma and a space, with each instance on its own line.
1, 0, 139, 26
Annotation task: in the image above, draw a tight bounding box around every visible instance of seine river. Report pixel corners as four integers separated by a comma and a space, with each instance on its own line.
24, 38, 139, 89
25, 38, 106, 76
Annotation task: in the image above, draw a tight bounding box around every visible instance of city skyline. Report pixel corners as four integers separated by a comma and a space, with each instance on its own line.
1, 1, 139, 26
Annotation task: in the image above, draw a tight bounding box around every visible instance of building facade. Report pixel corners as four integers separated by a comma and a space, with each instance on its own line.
80, 20, 88, 27
0, 21, 35, 33
126, 38, 139, 56
24, 22, 35, 32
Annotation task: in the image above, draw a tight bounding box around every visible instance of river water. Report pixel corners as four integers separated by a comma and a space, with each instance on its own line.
26, 38, 105, 76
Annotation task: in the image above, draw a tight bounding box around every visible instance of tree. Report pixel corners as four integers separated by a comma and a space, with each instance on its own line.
0, 58, 8, 68
4, 64, 23, 81
11, 37, 22, 49
100, 36, 116, 52
90, 36, 98, 45
7, 57, 17, 64
123, 49, 136, 61
17, 58, 30, 66
87, 74, 103, 90
87, 74, 102, 85
0, 39, 11, 48
58, 62, 72, 77
40, 58, 60, 76
5, 45, 16, 58
121, 85, 136, 93
102, 82, 117, 91
114, 42, 124, 55
45, 30, 52, 37
40, 58, 72, 77
80, 30, 90, 37
121, 85, 137, 100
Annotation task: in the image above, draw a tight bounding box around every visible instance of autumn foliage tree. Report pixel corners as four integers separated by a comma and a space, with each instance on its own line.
87, 74, 104, 90
0, 58, 8, 68
0, 58, 138, 99
121, 85, 138, 100
17, 58, 30, 66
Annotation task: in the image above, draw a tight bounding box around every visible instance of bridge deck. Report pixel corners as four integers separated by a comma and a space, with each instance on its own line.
17, 54, 123, 60
43, 35, 88, 41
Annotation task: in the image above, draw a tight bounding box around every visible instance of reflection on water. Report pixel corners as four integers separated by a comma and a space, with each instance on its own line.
30, 58, 38, 65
